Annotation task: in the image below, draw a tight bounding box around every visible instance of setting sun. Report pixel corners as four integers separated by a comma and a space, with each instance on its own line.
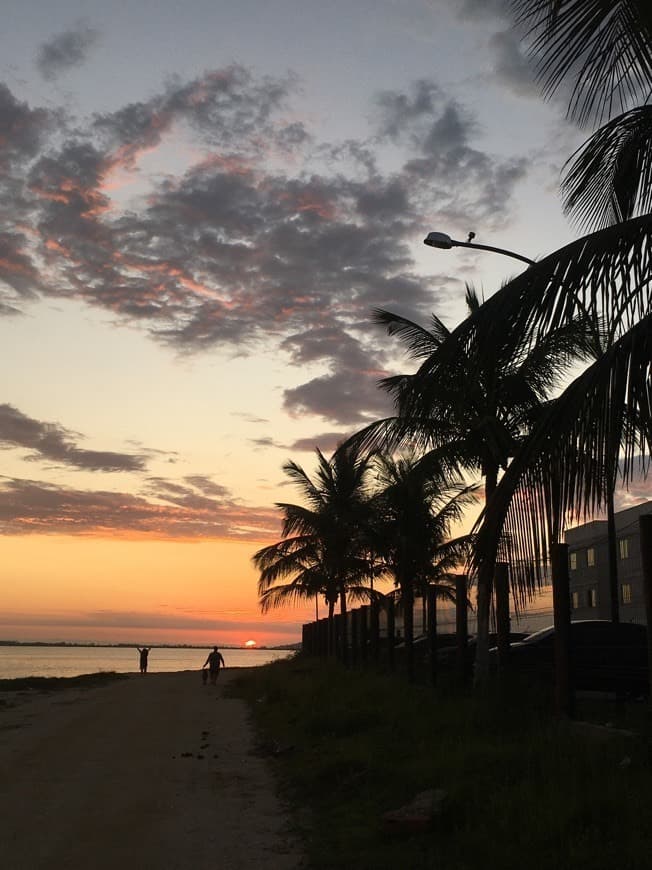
244, 640, 257, 648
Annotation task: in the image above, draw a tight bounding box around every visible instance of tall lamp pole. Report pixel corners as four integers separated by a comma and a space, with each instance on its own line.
424, 231, 535, 267
426, 228, 618, 623
423, 229, 535, 685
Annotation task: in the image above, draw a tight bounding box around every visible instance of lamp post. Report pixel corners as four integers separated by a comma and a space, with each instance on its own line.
424, 231, 535, 267
426, 227, 618, 626
423, 229, 534, 685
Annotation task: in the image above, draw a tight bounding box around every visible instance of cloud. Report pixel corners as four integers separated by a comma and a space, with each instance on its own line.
452, 0, 509, 20
0, 68, 529, 427
183, 475, 230, 497
0, 232, 43, 300
250, 432, 357, 454
283, 368, 393, 425
613, 464, 652, 512
233, 412, 270, 424
374, 79, 444, 141
0, 476, 280, 541
36, 25, 100, 80
0, 84, 53, 162
92, 65, 305, 167
374, 80, 528, 226
0, 609, 302, 635
249, 436, 285, 450
0, 404, 146, 472
289, 432, 354, 453
489, 29, 539, 98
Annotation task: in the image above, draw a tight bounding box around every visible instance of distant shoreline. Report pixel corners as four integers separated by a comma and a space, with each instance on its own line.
0, 640, 300, 651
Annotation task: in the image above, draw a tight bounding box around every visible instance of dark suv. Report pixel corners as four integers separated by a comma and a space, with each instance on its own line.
499, 620, 649, 695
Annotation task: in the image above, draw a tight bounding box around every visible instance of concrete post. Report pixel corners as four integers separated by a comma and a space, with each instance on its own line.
456, 574, 469, 686
551, 542, 573, 717
495, 562, 511, 670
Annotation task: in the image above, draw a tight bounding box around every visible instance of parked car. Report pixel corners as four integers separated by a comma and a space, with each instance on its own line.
494, 620, 649, 695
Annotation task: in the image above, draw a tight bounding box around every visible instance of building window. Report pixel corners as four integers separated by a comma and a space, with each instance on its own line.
587, 588, 598, 608
619, 537, 630, 560
621, 583, 632, 605
570, 551, 577, 571
571, 591, 581, 609
587, 547, 595, 567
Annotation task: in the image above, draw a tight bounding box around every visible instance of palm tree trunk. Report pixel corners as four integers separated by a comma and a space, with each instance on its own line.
474, 464, 498, 686
403, 581, 415, 682
606, 476, 619, 623
327, 599, 336, 656
339, 587, 348, 664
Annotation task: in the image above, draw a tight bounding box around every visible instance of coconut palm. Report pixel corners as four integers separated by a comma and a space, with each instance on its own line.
369, 449, 478, 680
476, 313, 652, 588
464, 3, 652, 608
348, 286, 594, 680
254, 536, 339, 619
466, 223, 652, 608
253, 444, 378, 653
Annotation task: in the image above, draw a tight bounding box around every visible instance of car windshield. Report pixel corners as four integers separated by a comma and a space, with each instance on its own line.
520, 620, 626, 645
521, 626, 554, 644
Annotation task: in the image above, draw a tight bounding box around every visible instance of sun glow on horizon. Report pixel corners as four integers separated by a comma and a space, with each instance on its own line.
244, 639, 257, 648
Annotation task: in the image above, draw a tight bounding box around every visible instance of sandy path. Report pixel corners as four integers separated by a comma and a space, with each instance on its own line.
0, 671, 303, 870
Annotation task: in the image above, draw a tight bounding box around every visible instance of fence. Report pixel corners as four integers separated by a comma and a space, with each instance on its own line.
301, 575, 473, 685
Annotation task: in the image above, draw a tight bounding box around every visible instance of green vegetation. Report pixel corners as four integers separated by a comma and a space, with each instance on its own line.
230, 657, 652, 870
0, 671, 128, 692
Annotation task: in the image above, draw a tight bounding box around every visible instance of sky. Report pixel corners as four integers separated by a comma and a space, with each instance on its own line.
1, 0, 643, 646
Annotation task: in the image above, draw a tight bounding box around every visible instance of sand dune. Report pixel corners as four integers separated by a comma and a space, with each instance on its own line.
0, 670, 302, 870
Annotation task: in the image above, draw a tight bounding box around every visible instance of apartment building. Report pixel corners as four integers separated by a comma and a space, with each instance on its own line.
565, 500, 652, 624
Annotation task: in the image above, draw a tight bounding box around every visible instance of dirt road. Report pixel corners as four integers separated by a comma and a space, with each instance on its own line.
0, 671, 302, 870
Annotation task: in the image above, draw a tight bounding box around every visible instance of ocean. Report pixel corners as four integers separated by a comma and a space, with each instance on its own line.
0, 645, 295, 680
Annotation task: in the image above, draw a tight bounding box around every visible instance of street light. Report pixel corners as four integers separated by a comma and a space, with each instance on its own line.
424, 231, 535, 267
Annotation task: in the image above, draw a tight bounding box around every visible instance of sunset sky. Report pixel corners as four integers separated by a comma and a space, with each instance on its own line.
2, 0, 644, 646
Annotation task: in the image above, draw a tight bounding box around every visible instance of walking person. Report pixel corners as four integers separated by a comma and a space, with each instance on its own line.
202, 646, 225, 685
137, 646, 151, 674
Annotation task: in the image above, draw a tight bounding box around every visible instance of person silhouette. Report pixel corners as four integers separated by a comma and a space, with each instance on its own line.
202, 646, 225, 685
137, 646, 151, 674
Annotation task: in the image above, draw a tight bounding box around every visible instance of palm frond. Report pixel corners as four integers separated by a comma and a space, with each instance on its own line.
340, 416, 421, 455
456, 214, 652, 351
372, 308, 450, 360
512, 0, 652, 127
282, 459, 324, 509
476, 313, 652, 590
273, 503, 321, 539
254, 443, 378, 616
562, 106, 652, 229
431, 535, 476, 572
259, 582, 320, 614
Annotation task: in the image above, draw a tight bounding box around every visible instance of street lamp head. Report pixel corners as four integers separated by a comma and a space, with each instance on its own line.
424, 231, 453, 250
423, 230, 535, 266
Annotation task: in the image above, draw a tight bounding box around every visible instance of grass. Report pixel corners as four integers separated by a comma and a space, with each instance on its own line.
228, 656, 652, 870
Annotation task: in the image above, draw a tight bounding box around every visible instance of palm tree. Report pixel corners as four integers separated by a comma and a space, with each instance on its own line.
253, 444, 378, 654
463, 228, 652, 617
369, 450, 478, 680
348, 287, 594, 680
254, 536, 339, 620
476, 313, 652, 589
464, 3, 652, 611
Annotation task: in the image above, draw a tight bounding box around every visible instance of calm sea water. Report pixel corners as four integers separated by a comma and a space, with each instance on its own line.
0, 645, 295, 680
